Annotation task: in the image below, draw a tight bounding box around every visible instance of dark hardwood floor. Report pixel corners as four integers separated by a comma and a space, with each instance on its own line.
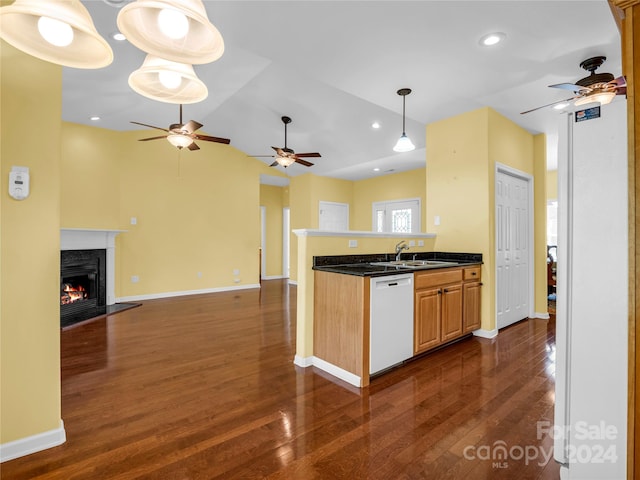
3, 280, 560, 479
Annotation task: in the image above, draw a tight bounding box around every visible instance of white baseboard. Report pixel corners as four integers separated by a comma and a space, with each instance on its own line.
0, 420, 66, 462
117, 283, 261, 303
293, 355, 362, 387
532, 312, 551, 320
293, 355, 313, 367
287, 279, 298, 286
261, 275, 287, 280
473, 328, 498, 339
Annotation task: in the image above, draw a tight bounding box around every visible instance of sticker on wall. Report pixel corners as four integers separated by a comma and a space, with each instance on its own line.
575, 106, 601, 123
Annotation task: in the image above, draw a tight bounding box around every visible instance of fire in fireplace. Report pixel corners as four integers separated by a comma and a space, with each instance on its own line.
60, 249, 106, 327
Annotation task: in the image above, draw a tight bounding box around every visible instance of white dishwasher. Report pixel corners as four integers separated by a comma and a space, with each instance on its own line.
369, 273, 414, 375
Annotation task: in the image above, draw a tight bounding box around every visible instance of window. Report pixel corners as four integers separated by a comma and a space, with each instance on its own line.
372, 198, 421, 233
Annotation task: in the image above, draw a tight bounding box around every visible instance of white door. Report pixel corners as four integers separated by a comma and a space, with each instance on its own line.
372, 198, 421, 233
496, 169, 530, 329
282, 207, 290, 278
319, 201, 349, 231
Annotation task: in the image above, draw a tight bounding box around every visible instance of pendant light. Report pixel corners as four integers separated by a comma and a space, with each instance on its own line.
393, 88, 415, 153
0, 0, 113, 69
128, 54, 208, 104
117, 0, 224, 65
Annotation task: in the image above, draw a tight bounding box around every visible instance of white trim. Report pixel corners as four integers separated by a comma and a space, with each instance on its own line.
117, 284, 260, 303
260, 206, 267, 279
282, 207, 290, 279
472, 328, 498, 339
293, 229, 435, 239
287, 279, 298, 286
292, 356, 362, 387
60, 229, 125, 306
0, 420, 66, 462
532, 312, 551, 320
293, 355, 313, 367
262, 275, 288, 280
494, 163, 535, 328
309, 357, 362, 387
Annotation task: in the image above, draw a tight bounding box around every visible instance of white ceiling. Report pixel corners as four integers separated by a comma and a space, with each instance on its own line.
62, 1, 622, 180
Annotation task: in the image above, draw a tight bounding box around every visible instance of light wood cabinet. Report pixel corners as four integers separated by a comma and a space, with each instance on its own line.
414, 266, 481, 354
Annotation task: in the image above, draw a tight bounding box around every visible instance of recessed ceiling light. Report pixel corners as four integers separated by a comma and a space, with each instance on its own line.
373, 168, 380, 172
479, 32, 506, 47
553, 102, 570, 110
372, 122, 380, 129
112, 32, 126, 41
90, 116, 100, 121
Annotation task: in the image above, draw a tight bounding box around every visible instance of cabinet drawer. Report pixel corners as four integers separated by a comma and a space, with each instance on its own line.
463, 266, 481, 281
415, 269, 462, 289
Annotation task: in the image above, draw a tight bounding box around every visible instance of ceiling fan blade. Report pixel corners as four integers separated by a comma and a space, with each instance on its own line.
271, 146, 285, 155
520, 96, 577, 115
131, 121, 170, 132
183, 120, 203, 134
187, 142, 200, 151
139, 135, 168, 141
269, 161, 279, 167
294, 152, 321, 158
548, 82, 589, 93
194, 134, 231, 145
294, 158, 314, 167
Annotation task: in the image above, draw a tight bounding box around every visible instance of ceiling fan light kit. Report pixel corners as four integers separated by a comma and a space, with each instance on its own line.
393, 88, 415, 153
0, 0, 113, 69
573, 90, 616, 107
128, 54, 208, 104
116, 0, 224, 65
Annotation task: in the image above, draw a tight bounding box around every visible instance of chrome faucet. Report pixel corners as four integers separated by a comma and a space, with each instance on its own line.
395, 240, 409, 261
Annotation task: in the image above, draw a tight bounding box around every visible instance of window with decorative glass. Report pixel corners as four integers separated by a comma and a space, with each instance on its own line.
372, 199, 421, 233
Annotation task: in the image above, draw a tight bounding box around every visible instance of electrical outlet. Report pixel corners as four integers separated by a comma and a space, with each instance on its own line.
408, 240, 415, 247
418, 240, 425, 247
197, 271, 202, 278
131, 275, 139, 283
233, 269, 240, 276
130, 217, 137, 225
434, 215, 441, 226
348, 239, 358, 248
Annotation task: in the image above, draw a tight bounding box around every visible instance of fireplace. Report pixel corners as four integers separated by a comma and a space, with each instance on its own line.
60, 249, 106, 327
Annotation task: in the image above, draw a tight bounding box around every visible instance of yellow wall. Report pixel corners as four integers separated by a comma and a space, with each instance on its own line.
288, 174, 353, 282
59, 124, 285, 298
260, 184, 284, 277
1, 42, 62, 443
352, 168, 426, 231
547, 170, 558, 200
426, 107, 547, 332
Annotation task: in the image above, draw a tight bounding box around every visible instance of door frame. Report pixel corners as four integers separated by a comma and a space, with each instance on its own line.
282, 207, 290, 279
495, 163, 535, 327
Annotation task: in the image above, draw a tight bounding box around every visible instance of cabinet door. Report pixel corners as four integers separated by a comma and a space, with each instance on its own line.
441, 284, 463, 342
463, 282, 482, 333
414, 288, 441, 353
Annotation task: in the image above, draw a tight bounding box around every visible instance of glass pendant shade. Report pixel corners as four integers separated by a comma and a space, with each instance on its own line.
128, 54, 208, 104
393, 133, 415, 153
117, 0, 224, 65
276, 156, 296, 167
0, 0, 113, 68
574, 90, 616, 107
167, 133, 193, 149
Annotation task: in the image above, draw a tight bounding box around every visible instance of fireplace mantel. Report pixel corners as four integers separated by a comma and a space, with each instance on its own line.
60, 229, 125, 305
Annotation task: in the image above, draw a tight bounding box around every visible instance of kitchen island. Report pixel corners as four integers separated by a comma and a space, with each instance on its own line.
312, 252, 482, 387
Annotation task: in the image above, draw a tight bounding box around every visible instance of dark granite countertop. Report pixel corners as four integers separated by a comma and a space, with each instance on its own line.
312, 252, 483, 277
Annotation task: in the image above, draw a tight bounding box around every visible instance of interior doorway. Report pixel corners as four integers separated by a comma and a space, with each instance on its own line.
495, 165, 533, 329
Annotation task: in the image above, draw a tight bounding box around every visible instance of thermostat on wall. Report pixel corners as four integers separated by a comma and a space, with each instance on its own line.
9, 166, 29, 200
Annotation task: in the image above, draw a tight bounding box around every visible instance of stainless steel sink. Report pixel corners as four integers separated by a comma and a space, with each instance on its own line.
370, 260, 458, 269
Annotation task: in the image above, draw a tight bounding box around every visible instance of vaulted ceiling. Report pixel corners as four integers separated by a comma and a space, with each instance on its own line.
62, 1, 622, 180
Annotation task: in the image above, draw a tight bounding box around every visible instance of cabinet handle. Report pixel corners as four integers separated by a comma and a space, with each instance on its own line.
471, 272, 477, 276
443, 288, 449, 293
438, 289, 442, 295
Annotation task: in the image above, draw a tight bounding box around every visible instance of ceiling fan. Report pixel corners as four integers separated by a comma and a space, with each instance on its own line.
131, 104, 230, 151
521, 56, 626, 114
251, 116, 320, 168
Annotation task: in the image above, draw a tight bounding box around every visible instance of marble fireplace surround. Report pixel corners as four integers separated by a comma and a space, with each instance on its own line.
60, 229, 125, 306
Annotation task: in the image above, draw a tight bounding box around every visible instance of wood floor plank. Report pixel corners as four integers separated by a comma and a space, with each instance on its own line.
2, 280, 560, 479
